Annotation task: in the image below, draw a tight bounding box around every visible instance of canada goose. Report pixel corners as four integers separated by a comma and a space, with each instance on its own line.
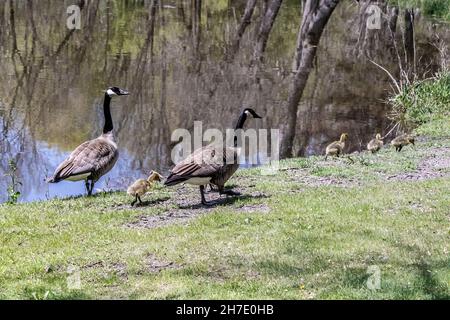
391, 134, 415, 152
367, 133, 384, 153
325, 133, 348, 160
127, 171, 162, 206
47, 87, 129, 195
164, 108, 262, 206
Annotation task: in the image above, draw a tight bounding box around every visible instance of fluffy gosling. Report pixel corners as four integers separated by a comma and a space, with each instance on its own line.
127, 171, 163, 206
391, 134, 415, 152
367, 133, 384, 153
325, 133, 348, 160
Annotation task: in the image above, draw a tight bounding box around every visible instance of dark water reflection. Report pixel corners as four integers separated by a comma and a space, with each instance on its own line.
0, 0, 448, 202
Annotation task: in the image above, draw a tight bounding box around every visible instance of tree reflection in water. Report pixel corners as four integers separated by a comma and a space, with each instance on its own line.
0, 0, 447, 202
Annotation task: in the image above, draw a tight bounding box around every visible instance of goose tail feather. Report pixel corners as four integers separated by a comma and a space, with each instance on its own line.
46, 176, 57, 183
164, 174, 187, 186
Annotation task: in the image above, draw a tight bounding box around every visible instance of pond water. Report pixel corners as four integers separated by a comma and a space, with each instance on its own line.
0, 0, 448, 202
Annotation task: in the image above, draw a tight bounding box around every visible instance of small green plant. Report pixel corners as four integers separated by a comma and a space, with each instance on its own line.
5, 159, 21, 204
388, 72, 450, 131
390, 0, 450, 21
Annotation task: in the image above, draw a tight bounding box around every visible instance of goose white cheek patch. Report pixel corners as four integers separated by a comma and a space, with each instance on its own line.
106, 89, 116, 96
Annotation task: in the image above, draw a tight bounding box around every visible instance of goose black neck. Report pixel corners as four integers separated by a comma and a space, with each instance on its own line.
235, 112, 248, 131
103, 94, 113, 134
234, 112, 248, 147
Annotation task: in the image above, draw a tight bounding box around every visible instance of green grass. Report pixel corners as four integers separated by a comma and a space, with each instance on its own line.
390, 0, 450, 21
1, 135, 449, 299
415, 116, 450, 137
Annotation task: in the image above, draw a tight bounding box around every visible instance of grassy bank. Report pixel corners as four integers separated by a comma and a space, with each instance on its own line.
1, 132, 449, 299
1, 71, 449, 300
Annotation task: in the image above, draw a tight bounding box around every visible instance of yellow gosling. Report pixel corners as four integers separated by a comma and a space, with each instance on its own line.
325, 133, 348, 160
127, 171, 163, 206
391, 134, 415, 152
367, 133, 384, 153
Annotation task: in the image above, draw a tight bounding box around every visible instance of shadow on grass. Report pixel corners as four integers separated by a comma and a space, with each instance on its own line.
390, 241, 450, 299
132, 196, 171, 208
177, 193, 268, 210
414, 259, 449, 300
51, 190, 123, 202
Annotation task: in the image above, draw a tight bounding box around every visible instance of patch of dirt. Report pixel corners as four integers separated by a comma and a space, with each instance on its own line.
82, 261, 104, 269
386, 147, 450, 181
299, 175, 361, 187
146, 253, 181, 273
234, 203, 271, 214
111, 262, 128, 278
284, 167, 361, 188
125, 208, 207, 229
126, 184, 270, 229
80, 261, 128, 279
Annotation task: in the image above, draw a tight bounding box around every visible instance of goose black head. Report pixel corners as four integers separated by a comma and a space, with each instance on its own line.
243, 108, 262, 119
106, 86, 130, 97
235, 107, 262, 130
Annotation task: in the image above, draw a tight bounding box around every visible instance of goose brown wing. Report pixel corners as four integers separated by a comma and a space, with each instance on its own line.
174, 146, 224, 176
165, 145, 236, 185
49, 138, 117, 182
391, 135, 408, 146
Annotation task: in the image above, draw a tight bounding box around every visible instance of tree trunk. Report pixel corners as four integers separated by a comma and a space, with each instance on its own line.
404, 8, 415, 73
280, 0, 340, 158
253, 0, 283, 64
158, 0, 171, 164
192, 0, 201, 55
226, 0, 257, 61
388, 6, 399, 34
191, 0, 202, 73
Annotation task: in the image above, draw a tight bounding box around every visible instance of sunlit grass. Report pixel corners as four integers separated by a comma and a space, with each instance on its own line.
0, 134, 449, 299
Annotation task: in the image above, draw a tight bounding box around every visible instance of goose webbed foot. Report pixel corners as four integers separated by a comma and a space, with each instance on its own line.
207, 184, 219, 193
200, 185, 214, 206
85, 180, 94, 196
201, 199, 214, 206
131, 195, 138, 207
219, 189, 241, 196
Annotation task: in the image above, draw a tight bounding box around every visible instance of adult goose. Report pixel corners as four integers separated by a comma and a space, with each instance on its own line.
164, 108, 262, 205
47, 86, 129, 195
